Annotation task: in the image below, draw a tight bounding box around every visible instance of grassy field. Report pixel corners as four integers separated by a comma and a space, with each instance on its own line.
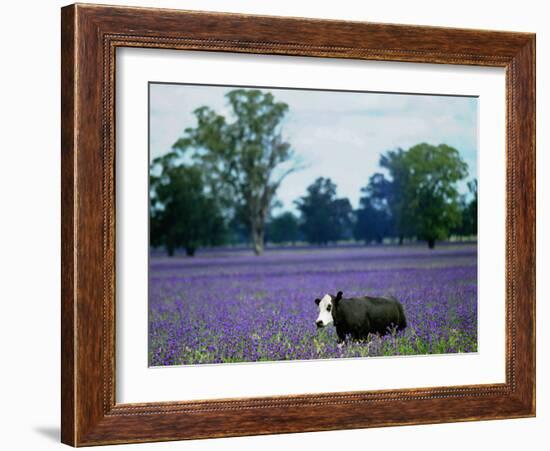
149, 244, 477, 366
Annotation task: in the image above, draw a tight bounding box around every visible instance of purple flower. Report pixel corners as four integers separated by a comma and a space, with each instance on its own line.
149, 245, 478, 366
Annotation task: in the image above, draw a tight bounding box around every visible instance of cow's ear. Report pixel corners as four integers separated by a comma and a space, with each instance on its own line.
335, 291, 343, 305
315, 298, 321, 306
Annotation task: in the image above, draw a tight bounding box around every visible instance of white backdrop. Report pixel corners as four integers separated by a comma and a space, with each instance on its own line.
1, 1, 546, 450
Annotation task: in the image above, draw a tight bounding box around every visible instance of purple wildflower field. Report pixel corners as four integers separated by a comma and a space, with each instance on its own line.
149, 244, 477, 366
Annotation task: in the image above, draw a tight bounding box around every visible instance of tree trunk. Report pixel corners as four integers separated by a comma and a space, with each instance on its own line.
185, 247, 196, 257
252, 230, 264, 255
428, 238, 435, 249
398, 235, 404, 245
166, 243, 175, 257
251, 225, 264, 255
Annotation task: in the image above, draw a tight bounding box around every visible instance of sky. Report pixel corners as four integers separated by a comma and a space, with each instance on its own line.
149, 83, 477, 214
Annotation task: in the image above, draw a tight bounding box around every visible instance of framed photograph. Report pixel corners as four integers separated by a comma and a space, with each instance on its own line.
61, 3, 535, 446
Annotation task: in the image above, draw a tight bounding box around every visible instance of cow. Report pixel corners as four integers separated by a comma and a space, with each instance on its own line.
315, 291, 407, 343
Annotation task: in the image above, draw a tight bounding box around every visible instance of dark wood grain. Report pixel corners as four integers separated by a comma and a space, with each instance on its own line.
60, 5, 76, 446
61, 3, 536, 446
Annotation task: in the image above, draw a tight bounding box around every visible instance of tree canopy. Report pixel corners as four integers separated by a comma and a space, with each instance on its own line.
295, 177, 353, 245
150, 154, 225, 256
353, 174, 392, 244
404, 143, 468, 247
377, 148, 415, 243
267, 212, 300, 244
368, 143, 469, 248
172, 89, 301, 255
452, 179, 478, 238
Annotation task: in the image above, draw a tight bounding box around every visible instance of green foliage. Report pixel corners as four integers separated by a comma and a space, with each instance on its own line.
150, 155, 225, 256
403, 143, 468, 247
354, 173, 393, 244
464, 179, 478, 236
172, 89, 300, 255
379, 148, 415, 242
295, 177, 353, 244
361, 143, 470, 248
267, 212, 300, 244
451, 178, 477, 238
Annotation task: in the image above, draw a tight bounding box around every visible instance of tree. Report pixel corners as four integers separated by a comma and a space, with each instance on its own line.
172, 89, 301, 255
465, 179, 478, 236
453, 179, 478, 238
402, 143, 468, 248
267, 212, 300, 244
354, 176, 392, 244
375, 143, 468, 248
150, 154, 225, 256
226, 214, 250, 245
295, 177, 353, 244
353, 187, 391, 244
378, 148, 414, 244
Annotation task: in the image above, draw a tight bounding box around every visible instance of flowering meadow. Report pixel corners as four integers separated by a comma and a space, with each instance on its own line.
149, 245, 477, 366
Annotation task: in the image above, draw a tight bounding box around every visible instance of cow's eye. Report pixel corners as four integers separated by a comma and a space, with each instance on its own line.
327, 305, 332, 312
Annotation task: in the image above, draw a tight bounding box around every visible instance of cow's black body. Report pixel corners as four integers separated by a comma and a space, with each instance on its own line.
332, 293, 407, 342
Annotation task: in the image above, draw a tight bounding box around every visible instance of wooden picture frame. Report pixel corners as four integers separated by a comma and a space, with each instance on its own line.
61, 3, 535, 446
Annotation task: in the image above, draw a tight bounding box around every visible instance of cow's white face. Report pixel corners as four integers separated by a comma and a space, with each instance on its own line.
315, 294, 334, 328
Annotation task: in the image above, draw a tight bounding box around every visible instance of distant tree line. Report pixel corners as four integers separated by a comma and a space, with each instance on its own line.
150, 89, 477, 256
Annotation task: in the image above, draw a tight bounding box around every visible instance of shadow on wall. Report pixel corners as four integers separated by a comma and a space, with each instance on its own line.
34, 426, 59, 443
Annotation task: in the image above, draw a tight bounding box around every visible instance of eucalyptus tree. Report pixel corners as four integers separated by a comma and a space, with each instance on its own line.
173, 89, 301, 255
